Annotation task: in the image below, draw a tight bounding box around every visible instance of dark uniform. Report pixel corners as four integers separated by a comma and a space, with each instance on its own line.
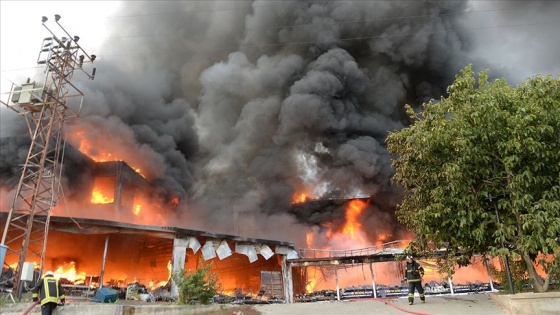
404, 258, 425, 305
31, 272, 65, 315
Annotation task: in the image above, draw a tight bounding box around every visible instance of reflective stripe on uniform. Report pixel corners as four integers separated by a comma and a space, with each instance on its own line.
41, 276, 60, 305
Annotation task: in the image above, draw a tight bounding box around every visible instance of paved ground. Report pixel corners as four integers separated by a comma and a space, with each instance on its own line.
4, 292, 559, 315
252, 294, 510, 315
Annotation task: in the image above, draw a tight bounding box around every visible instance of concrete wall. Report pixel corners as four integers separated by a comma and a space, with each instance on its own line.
1, 303, 230, 315
490, 292, 560, 315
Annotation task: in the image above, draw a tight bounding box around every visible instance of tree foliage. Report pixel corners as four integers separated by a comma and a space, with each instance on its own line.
487, 258, 529, 294
172, 262, 220, 305
386, 65, 560, 292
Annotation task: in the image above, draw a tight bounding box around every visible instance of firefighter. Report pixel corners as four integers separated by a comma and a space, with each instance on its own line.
31, 270, 65, 315
404, 255, 425, 305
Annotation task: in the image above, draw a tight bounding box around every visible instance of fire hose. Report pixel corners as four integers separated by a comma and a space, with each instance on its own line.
21, 301, 38, 315
21, 301, 66, 315
377, 298, 432, 315
349, 297, 432, 315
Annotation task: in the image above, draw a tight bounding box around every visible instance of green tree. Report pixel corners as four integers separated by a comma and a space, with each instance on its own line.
172, 262, 220, 304
386, 65, 560, 292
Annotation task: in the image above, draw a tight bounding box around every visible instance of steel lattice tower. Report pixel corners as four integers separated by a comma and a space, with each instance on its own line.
1, 14, 96, 297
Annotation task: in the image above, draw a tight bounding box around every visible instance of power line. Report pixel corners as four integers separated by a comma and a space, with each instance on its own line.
2, 18, 557, 65
98, 1, 549, 22
2, 3, 558, 66
103, 2, 272, 19
99, 1, 432, 20
92, 19, 559, 58
98, 6, 560, 40
268, 6, 544, 30
1, 66, 44, 73
244, 20, 560, 48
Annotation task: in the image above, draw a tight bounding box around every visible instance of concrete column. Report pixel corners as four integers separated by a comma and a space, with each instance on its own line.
483, 256, 495, 291
369, 262, 377, 298
171, 238, 188, 297
281, 255, 294, 303
99, 235, 110, 288
335, 263, 340, 301
114, 162, 123, 214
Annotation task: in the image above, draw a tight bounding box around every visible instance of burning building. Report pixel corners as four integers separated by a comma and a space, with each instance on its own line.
0, 139, 494, 301
2, 0, 559, 302
37, 216, 299, 300
1, 146, 301, 301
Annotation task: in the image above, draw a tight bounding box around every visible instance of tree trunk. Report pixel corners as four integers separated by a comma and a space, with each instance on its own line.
522, 252, 549, 292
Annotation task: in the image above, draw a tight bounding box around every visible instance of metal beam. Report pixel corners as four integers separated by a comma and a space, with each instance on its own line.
1, 17, 96, 297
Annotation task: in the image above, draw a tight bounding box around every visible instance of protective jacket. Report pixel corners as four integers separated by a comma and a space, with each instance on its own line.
404, 260, 425, 283
31, 275, 65, 306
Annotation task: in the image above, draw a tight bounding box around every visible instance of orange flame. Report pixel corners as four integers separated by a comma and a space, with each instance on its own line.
134, 204, 141, 215
323, 221, 334, 239
342, 199, 367, 240
54, 261, 87, 283
305, 199, 372, 254
148, 280, 168, 290
130, 192, 169, 225
71, 129, 117, 162
91, 188, 114, 204
169, 196, 180, 208
68, 128, 146, 177
306, 232, 314, 248
376, 233, 388, 245
90, 177, 115, 204
306, 278, 317, 293
8, 262, 19, 269
292, 192, 309, 204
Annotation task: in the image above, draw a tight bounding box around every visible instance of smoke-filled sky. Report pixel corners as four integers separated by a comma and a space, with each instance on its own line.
1, 1, 559, 247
